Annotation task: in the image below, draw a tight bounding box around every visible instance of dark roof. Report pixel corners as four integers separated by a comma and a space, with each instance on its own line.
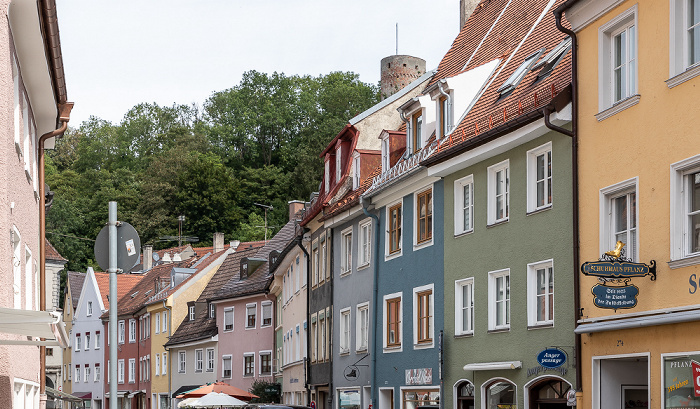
165, 246, 260, 347
212, 216, 300, 301
321, 165, 381, 220
67, 271, 86, 310
45, 239, 67, 262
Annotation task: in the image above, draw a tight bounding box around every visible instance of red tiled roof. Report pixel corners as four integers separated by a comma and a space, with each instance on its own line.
321, 165, 382, 220
93, 271, 144, 311
45, 239, 67, 262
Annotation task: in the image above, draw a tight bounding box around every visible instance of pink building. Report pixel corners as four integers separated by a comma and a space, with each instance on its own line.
0, 0, 72, 407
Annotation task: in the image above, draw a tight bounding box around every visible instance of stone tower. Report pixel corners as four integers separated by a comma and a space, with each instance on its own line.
461, 0, 481, 28
380, 55, 427, 100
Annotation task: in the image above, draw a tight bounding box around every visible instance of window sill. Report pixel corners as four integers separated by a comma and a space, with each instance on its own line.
454, 229, 474, 238
666, 64, 700, 88
595, 94, 641, 122
487, 327, 510, 334
339, 350, 350, 356
526, 204, 552, 216
339, 270, 352, 278
243, 374, 254, 378
357, 263, 370, 271
383, 346, 402, 354
527, 323, 553, 330
355, 347, 368, 353
385, 251, 402, 261
413, 341, 434, 350
245, 327, 256, 330
668, 254, 700, 269
454, 333, 474, 339
487, 219, 509, 228
413, 239, 434, 251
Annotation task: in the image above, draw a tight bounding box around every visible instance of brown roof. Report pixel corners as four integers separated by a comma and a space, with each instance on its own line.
213, 216, 300, 301
93, 271, 144, 311
67, 271, 86, 311
45, 239, 67, 262
165, 246, 261, 347
321, 165, 382, 220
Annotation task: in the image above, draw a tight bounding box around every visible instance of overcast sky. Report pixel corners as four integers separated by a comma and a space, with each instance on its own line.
56, 0, 460, 126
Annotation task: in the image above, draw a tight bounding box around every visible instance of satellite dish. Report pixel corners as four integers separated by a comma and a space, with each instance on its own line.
153, 253, 160, 262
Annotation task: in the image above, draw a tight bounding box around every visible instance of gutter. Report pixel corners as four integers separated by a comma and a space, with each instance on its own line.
359, 196, 380, 409
38, 102, 72, 403
553, 1, 582, 395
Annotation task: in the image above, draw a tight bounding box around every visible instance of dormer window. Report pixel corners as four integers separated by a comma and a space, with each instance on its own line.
324, 160, 330, 193
438, 96, 448, 139
381, 137, 390, 173
498, 49, 544, 96
352, 153, 361, 190
410, 111, 423, 154
336, 146, 342, 184
532, 38, 572, 82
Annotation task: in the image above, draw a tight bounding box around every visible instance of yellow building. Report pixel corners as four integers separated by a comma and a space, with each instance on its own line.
146, 243, 232, 408
561, 0, 700, 408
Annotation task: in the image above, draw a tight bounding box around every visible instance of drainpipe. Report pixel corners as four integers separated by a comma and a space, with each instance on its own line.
39, 102, 73, 406
328, 227, 333, 409
360, 196, 379, 409
163, 300, 172, 408
296, 230, 311, 405
551, 4, 582, 397
437, 82, 453, 134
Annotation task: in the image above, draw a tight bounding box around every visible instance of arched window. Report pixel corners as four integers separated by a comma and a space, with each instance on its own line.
529, 378, 570, 408
455, 380, 475, 409
485, 380, 516, 409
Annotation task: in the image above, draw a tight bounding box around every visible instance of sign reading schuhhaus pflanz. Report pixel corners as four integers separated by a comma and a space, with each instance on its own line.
581, 260, 656, 280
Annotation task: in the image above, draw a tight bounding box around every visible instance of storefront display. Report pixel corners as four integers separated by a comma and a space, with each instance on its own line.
663, 354, 700, 409
339, 389, 361, 409
402, 389, 439, 409
486, 381, 516, 409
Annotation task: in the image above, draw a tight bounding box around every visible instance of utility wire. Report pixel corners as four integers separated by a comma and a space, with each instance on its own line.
46, 231, 96, 242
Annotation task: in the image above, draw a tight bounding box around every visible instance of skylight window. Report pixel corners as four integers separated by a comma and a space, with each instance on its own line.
532, 38, 572, 81
498, 49, 545, 95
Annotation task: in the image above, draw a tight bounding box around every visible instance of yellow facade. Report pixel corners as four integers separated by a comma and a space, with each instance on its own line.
572, 0, 700, 407
148, 302, 170, 401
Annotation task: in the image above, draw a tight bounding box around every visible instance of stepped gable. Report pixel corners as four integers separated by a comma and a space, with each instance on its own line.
212, 216, 299, 301
45, 239, 67, 262
68, 271, 87, 311
93, 271, 144, 311
426, 0, 572, 161
163, 248, 257, 347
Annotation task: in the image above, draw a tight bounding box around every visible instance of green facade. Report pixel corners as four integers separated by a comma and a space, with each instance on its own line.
441, 128, 576, 408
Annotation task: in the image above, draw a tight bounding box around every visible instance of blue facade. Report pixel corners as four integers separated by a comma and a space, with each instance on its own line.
370, 177, 444, 409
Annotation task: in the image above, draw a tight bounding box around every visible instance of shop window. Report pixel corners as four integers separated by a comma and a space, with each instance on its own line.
528, 378, 571, 408
485, 380, 516, 409
663, 353, 700, 407
338, 389, 361, 409
402, 389, 439, 409
455, 381, 475, 409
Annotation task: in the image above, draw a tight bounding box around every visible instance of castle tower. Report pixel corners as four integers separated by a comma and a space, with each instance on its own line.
380, 55, 426, 100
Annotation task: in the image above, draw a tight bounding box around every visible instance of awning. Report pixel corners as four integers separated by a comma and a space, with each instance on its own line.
575, 309, 700, 334
73, 392, 92, 400
105, 391, 128, 398
173, 385, 202, 398
0, 307, 69, 348
46, 387, 82, 403
463, 361, 522, 371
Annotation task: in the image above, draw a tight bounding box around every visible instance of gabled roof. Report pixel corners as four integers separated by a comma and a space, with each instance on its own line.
45, 239, 67, 262
67, 271, 86, 311
93, 271, 144, 311
321, 165, 381, 221
212, 216, 300, 301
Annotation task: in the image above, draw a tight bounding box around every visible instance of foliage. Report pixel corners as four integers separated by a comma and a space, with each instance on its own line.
45, 71, 378, 273
249, 379, 281, 403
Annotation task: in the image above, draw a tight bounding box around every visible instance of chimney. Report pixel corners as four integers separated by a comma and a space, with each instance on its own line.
288, 200, 305, 221
213, 232, 224, 253
380, 55, 426, 100
230, 240, 241, 251
460, 0, 480, 29
143, 245, 153, 271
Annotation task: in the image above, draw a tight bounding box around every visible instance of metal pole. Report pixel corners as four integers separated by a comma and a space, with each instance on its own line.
109, 201, 118, 409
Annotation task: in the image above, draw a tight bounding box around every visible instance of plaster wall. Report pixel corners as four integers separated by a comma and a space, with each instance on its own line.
279, 246, 308, 395
72, 274, 107, 402
170, 340, 218, 398
170, 256, 227, 334
441, 130, 575, 408
147, 303, 170, 396
62, 292, 74, 394
308, 220, 332, 388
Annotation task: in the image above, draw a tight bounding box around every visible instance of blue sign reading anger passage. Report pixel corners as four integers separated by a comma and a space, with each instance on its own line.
537, 348, 566, 369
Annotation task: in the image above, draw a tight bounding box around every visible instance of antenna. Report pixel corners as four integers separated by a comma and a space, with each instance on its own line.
254, 203, 274, 242
178, 215, 185, 247
396, 23, 398, 55
158, 215, 198, 246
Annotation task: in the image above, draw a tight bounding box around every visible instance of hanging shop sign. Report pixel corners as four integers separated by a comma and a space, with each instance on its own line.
537, 348, 567, 369
581, 241, 655, 310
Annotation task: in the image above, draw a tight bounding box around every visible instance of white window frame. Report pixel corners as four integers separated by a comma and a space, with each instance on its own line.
526, 142, 553, 213
162, 352, 167, 375
336, 146, 343, 183
222, 355, 232, 379
340, 226, 353, 275
75, 333, 81, 351
356, 302, 369, 352
223, 307, 234, 332
322, 234, 328, 283
488, 269, 511, 331
381, 135, 391, 173
84, 365, 90, 383
243, 353, 255, 377
413, 185, 435, 249
129, 319, 136, 343
382, 291, 403, 353
385, 199, 404, 260
178, 350, 186, 373
246, 303, 257, 329
189, 305, 195, 321
12, 226, 21, 309
527, 259, 554, 327
311, 313, 318, 363
600, 177, 639, 262
95, 332, 101, 349
455, 278, 474, 336
358, 218, 372, 268
670, 0, 700, 85
128, 358, 136, 383
339, 307, 351, 354
598, 5, 639, 114
155, 313, 160, 334
352, 152, 361, 190
24, 246, 32, 310
75, 365, 80, 383
671, 154, 700, 266
454, 175, 474, 236
312, 240, 319, 287
412, 284, 434, 349
325, 160, 330, 194
206, 348, 215, 372
162, 310, 168, 333
95, 364, 100, 382
259, 350, 272, 376
87, 301, 92, 317
155, 353, 161, 376
487, 160, 510, 225
261, 301, 273, 328
85, 332, 90, 350
118, 320, 125, 344
195, 348, 203, 372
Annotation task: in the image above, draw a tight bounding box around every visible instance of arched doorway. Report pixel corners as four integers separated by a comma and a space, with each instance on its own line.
528, 378, 570, 409
45, 376, 54, 389
454, 381, 474, 409
484, 379, 516, 409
